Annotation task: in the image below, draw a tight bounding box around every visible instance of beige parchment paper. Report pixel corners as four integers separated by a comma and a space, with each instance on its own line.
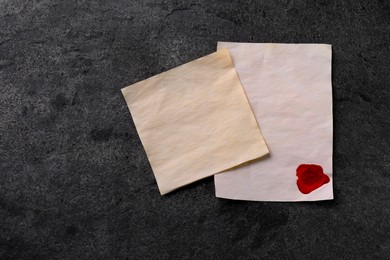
215, 43, 333, 201
122, 49, 269, 195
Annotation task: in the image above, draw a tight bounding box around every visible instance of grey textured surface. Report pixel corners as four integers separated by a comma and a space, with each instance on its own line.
0, 0, 389, 259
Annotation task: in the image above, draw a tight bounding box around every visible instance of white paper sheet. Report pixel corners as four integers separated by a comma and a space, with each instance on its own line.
122, 49, 269, 195
215, 43, 333, 201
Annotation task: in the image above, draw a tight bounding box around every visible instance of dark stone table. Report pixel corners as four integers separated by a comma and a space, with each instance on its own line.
1, 0, 389, 259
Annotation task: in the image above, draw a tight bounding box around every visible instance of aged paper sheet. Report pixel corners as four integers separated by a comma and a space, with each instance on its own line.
122, 49, 269, 195
215, 43, 333, 201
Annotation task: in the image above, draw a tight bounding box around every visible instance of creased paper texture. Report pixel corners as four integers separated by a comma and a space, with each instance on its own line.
215, 43, 333, 201
122, 49, 269, 195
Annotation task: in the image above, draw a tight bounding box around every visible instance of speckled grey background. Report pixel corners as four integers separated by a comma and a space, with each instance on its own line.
0, 0, 389, 259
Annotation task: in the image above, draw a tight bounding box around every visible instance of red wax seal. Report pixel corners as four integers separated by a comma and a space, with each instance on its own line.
296, 164, 330, 194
